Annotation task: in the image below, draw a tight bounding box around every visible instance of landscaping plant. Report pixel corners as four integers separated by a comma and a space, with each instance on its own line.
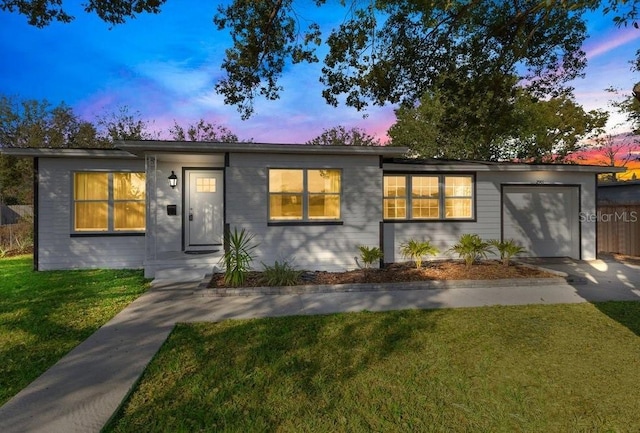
221, 227, 258, 286
357, 245, 384, 269
489, 239, 526, 267
399, 239, 439, 269
261, 260, 302, 286
0, 218, 33, 257
449, 233, 494, 268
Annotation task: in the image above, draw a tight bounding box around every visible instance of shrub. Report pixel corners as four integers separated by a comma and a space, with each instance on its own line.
221, 227, 258, 286
489, 239, 526, 267
261, 260, 302, 286
399, 239, 439, 269
0, 219, 33, 256
357, 245, 383, 269
448, 234, 494, 268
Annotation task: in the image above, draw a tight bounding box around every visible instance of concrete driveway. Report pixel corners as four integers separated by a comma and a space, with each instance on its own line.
518, 256, 640, 301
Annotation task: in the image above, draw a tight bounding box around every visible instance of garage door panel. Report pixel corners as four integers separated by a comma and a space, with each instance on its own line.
502, 186, 579, 258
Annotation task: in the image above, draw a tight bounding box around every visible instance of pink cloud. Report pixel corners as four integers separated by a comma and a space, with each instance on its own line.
584, 27, 640, 60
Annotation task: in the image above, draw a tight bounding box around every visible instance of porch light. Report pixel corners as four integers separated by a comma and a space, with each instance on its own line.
168, 171, 178, 189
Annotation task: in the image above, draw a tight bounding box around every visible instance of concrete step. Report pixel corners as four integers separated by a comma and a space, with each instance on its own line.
152, 264, 220, 282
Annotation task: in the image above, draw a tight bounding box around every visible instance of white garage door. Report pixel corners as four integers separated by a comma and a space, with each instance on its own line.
502, 186, 580, 259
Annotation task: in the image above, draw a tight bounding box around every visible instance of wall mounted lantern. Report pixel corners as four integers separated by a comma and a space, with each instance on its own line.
168, 171, 178, 189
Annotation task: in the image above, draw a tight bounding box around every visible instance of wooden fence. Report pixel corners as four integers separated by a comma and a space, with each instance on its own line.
0, 204, 33, 225
597, 205, 640, 256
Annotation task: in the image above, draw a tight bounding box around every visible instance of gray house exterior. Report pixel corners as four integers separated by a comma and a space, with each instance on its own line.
1, 142, 618, 279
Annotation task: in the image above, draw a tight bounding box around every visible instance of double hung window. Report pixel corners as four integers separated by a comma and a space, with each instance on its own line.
73, 172, 146, 233
269, 169, 341, 222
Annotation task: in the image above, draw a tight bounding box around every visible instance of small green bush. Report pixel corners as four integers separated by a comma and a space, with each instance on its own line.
489, 239, 526, 267
449, 234, 494, 268
221, 227, 258, 286
261, 260, 302, 286
357, 245, 383, 269
399, 239, 439, 269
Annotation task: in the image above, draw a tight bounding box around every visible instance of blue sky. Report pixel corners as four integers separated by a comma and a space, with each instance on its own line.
1, 1, 638, 143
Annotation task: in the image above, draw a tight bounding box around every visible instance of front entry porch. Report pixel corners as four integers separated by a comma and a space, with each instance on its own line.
143, 153, 227, 280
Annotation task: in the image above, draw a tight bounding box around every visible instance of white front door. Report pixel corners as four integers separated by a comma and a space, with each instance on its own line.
184, 169, 224, 251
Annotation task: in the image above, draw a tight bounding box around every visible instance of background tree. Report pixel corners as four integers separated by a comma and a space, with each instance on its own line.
505, 92, 608, 162
588, 133, 640, 181
169, 119, 239, 142
0, 96, 100, 149
389, 84, 606, 162
95, 106, 158, 142
388, 73, 521, 160
306, 126, 381, 146
613, 83, 640, 135
0, 0, 166, 27
0, 95, 104, 204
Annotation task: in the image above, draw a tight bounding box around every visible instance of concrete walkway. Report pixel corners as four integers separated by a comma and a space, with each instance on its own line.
1, 258, 639, 433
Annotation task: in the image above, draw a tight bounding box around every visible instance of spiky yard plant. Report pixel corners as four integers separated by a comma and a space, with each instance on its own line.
261, 260, 302, 286
489, 239, 526, 267
449, 233, 494, 269
357, 245, 384, 269
399, 239, 439, 269
221, 227, 258, 286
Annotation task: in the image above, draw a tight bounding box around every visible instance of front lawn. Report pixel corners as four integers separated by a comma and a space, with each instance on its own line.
107, 302, 640, 432
0, 255, 149, 405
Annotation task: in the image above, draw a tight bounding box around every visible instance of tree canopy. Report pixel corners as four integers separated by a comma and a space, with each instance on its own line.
0, 96, 102, 149
169, 119, 239, 142
389, 85, 608, 162
95, 106, 159, 142
5, 1, 638, 119
216, 0, 594, 119
0, 95, 241, 204
0, 0, 166, 27
306, 125, 381, 146
2, 1, 638, 163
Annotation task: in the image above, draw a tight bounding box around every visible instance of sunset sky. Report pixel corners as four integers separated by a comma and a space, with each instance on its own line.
1, 2, 639, 150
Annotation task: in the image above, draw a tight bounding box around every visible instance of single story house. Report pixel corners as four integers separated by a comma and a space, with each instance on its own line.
1, 141, 620, 279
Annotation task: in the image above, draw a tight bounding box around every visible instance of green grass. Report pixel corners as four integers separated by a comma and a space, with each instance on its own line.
0, 255, 149, 405
107, 302, 640, 433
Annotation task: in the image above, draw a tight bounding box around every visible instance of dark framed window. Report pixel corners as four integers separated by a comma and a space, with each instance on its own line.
73, 172, 145, 233
383, 174, 474, 220
268, 169, 342, 222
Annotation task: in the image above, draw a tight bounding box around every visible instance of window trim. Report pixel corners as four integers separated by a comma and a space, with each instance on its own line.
383, 172, 476, 222
267, 168, 343, 224
71, 170, 146, 235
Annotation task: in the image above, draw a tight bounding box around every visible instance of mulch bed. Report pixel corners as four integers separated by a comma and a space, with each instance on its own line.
209, 260, 558, 288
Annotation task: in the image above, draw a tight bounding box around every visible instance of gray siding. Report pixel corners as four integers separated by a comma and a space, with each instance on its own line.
226, 152, 382, 271
383, 170, 598, 262
37, 158, 146, 271
35, 153, 600, 274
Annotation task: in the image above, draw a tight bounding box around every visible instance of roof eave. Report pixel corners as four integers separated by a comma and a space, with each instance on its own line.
0, 148, 137, 159
383, 158, 626, 173
115, 140, 409, 157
